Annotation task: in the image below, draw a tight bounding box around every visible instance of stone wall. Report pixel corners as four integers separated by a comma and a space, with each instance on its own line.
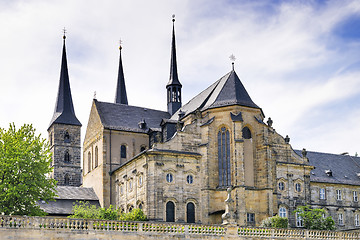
1, 215, 359, 240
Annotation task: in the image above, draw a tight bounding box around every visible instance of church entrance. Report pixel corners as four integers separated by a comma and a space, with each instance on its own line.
166, 201, 175, 222
186, 202, 195, 223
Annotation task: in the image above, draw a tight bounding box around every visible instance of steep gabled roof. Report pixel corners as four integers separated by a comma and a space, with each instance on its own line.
170, 70, 260, 120
295, 150, 360, 185
48, 37, 81, 129
94, 100, 170, 133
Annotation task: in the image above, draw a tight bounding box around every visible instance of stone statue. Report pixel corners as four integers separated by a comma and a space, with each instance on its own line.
222, 187, 236, 225
267, 117, 273, 127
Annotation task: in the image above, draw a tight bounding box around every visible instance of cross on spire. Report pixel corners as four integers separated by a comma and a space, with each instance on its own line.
229, 54, 236, 70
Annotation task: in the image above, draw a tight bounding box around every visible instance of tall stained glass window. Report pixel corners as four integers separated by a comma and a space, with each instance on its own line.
218, 127, 231, 186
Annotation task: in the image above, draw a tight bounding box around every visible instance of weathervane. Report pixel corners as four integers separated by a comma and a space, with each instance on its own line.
229, 54, 236, 70
62, 27, 67, 40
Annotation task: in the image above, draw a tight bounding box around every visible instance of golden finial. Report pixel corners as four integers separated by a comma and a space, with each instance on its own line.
119, 39, 122, 50
62, 27, 67, 40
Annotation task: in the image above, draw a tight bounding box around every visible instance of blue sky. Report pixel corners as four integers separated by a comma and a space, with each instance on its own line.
0, 0, 359, 155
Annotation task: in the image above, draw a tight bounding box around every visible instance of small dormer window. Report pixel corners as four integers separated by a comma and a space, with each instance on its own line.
138, 119, 147, 129
325, 170, 332, 177
64, 131, 70, 143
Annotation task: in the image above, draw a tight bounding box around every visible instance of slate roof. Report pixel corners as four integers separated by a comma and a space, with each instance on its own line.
48, 38, 81, 129
95, 100, 170, 133
38, 186, 99, 215
294, 150, 360, 185
170, 70, 260, 120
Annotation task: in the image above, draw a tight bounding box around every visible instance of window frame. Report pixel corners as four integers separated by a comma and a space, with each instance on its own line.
295, 183, 302, 192
279, 207, 287, 218
166, 173, 174, 183
187, 175, 193, 184
247, 213, 255, 223
355, 214, 359, 227
319, 188, 326, 200
338, 213, 344, 225
278, 181, 285, 191
336, 189, 342, 201
354, 191, 358, 202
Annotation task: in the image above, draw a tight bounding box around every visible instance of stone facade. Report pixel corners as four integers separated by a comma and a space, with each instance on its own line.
49, 123, 82, 187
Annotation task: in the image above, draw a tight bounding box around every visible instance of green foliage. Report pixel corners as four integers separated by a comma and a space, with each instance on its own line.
69, 201, 147, 221
260, 216, 288, 228
294, 205, 336, 230
0, 123, 57, 216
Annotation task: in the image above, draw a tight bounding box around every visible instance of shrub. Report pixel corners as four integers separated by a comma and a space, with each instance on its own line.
260, 216, 288, 228
294, 205, 335, 230
69, 201, 147, 221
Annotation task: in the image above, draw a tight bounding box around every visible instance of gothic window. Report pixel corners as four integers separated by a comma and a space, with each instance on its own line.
64, 131, 70, 143
218, 127, 231, 187
138, 175, 143, 186
121, 145, 126, 158
242, 127, 252, 139
88, 151, 91, 173
64, 150, 70, 163
186, 202, 195, 223
64, 173, 70, 186
279, 207, 287, 218
166, 201, 175, 222
95, 146, 98, 168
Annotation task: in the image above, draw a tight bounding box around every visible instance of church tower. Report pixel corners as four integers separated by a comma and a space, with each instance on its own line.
48, 33, 82, 187
114, 43, 128, 104
166, 16, 182, 115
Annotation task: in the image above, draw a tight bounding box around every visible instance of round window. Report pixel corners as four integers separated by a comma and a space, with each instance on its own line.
166, 173, 173, 183
187, 175, 193, 184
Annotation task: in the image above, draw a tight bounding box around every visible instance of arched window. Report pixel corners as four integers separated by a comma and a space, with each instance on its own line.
121, 145, 126, 158
128, 205, 134, 212
138, 203, 143, 210
279, 207, 287, 218
186, 202, 195, 223
218, 127, 231, 187
88, 151, 91, 173
95, 146, 98, 168
64, 173, 70, 186
64, 150, 70, 163
242, 127, 252, 139
166, 201, 175, 222
64, 131, 70, 143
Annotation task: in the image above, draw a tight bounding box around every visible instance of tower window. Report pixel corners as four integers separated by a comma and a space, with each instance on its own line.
64, 131, 70, 143
218, 127, 231, 187
242, 127, 252, 139
121, 145, 126, 158
64, 173, 70, 186
95, 146, 98, 168
88, 151, 91, 173
64, 150, 70, 163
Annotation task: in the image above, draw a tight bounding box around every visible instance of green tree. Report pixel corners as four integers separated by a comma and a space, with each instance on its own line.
0, 123, 57, 216
294, 205, 335, 230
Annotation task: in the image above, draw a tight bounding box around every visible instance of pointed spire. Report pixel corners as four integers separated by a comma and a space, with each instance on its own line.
166, 15, 182, 115
166, 15, 182, 87
114, 41, 128, 104
48, 32, 81, 129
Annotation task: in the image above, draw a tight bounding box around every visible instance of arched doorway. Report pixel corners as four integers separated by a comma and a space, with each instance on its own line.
186, 202, 195, 223
166, 201, 175, 222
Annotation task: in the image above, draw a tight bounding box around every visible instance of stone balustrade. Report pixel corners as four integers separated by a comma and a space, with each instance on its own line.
1, 215, 359, 240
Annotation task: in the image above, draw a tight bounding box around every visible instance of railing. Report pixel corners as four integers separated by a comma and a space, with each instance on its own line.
1, 215, 360, 239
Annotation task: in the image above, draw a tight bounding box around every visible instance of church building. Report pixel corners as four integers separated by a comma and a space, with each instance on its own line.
49, 18, 360, 229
